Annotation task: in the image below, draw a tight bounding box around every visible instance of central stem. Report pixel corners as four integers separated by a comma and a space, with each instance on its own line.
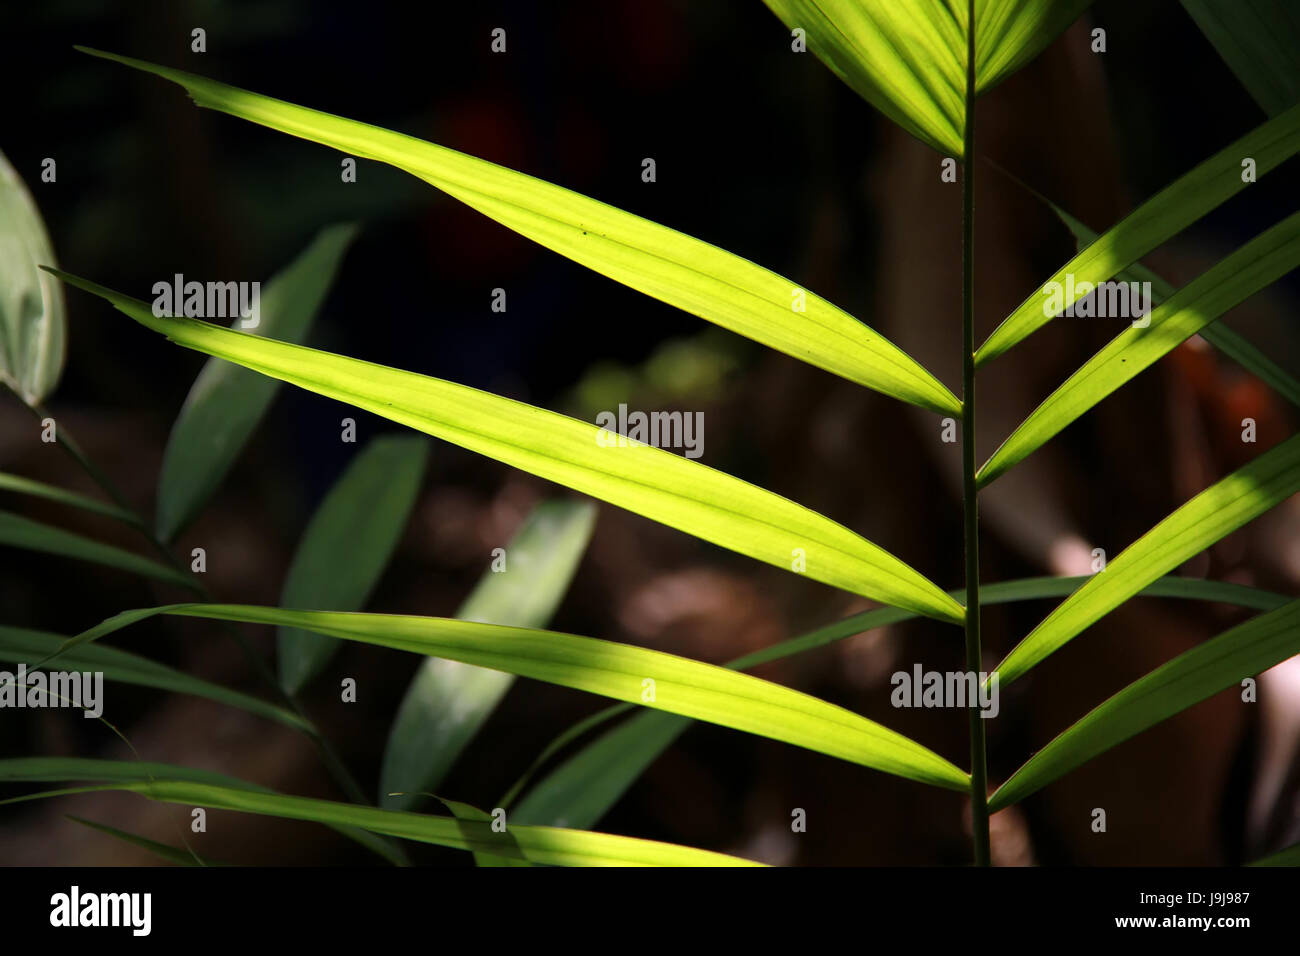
961, 0, 990, 867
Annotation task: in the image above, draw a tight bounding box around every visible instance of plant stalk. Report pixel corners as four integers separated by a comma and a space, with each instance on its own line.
961, 0, 991, 867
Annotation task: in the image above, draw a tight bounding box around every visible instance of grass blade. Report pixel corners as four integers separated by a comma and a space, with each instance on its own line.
511, 575, 1288, 827
277, 434, 428, 695
68, 604, 972, 791
979, 210, 1300, 487
74, 47, 958, 416
995, 433, 1300, 686
990, 598, 1300, 810
51, 270, 964, 626
0, 471, 139, 526
1047, 202, 1300, 407
0, 510, 192, 590
2, 778, 760, 867
433, 798, 531, 867
0, 624, 308, 730
1249, 842, 1300, 866
65, 815, 213, 866
977, 102, 1300, 365
381, 500, 596, 809
0, 756, 405, 865
155, 224, 357, 541
0, 149, 65, 403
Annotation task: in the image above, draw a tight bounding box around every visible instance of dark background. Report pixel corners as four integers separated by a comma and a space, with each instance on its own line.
2, 0, 1298, 865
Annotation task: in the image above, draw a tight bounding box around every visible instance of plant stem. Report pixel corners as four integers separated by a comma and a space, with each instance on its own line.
961, 0, 991, 867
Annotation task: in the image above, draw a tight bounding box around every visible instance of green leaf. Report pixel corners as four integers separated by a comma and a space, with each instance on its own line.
65, 815, 214, 866
381, 500, 595, 810
49, 270, 965, 626
0, 756, 406, 865
995, 433, 1300, 686
74, 48, 958, 416
434, 798, 531, 867
68, 604, 972, 791
0, 624, 308, 731
761, 1, 1091, 158
1047, 203, 1300, 408
155, 224, 356, 541
1249, 842, 1300, 866
979, 210, 1300, 487
977, 101, 1300, 365
0, 149, 65, 403
512, 574, 1288, 827
0, 510, 193, 590
3, 777, 761, 867
1182, 0, 1300, 117
0, 471, 139, 526
277, 434, 428, 695
990, 597, 1300, 811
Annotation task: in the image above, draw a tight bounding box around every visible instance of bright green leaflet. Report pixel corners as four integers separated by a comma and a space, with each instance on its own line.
51, 269, 964, 625
977, 101, 1300, 365
513, 575, 1289, 828
65, 603, 971, 791
990, 597, 1300, 810
996, 432, 1300, 686
979, 209, 1300, 487
277, 434, 428, 694
0, 624, 307, 730
66, 815, 214, 866
0, 471, 138, 526
0, 778, 760, 867
0, 510, 192, 590
155, 224, 356, 541
381, 500, 596, 810
77, 47, 958, 417
760, 1, 1093, 157
0, 148, 64, 403
1047, 203, 1300, 408
1182, 0, 1300, 117
0, 756, 405, 865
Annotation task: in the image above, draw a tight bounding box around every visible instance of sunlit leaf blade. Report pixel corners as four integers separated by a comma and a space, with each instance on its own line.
995, 433, 1300, 686
0, 756, 405, 865
66, 815, 213, 866
0, 510, 192, 590
974, 0, 1096, 93
434, 798, 531, 867
69, 604, 972, 790
0, 149, 65, 403
762, 0, 967, 156
2, 779, 760, 867
277, 434, 428, 695
990, 598, 1300, 811
1049, 204, 1300, 407
977, 101, 1300, 365
381, 500, 596, 810
0, 471, 139, 526
1250, 842, 1300, 866
0, 624, 308, 730
513, 574, 1288, 827
155, 224, 356, 541
760, 2, 1091, 158
1182, 0, 1300, 117
979, 210, 1300, 486
50, 271, 964, 626
75, 48, 957, 417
